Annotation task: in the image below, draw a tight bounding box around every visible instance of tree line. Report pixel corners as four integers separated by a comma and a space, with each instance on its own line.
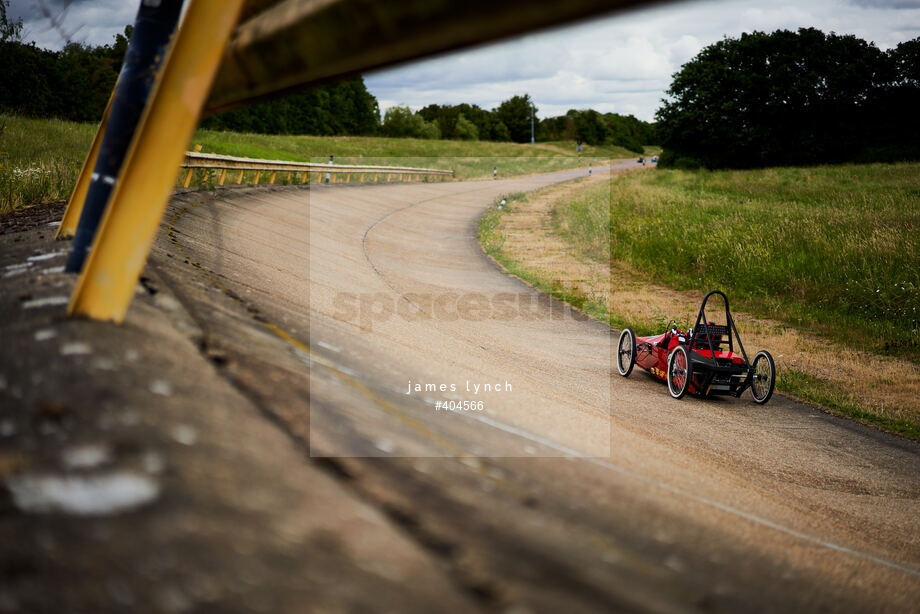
0, 20, 382, 135
402, 95, 656, 153
0, 22, 129, 123
0, 7, 655, 152
657, 28, 920, 168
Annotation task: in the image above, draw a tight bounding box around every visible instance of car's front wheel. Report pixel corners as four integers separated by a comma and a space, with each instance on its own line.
750, 350, 776, 404
617, 328, 637, 377
667, 345, 691, 399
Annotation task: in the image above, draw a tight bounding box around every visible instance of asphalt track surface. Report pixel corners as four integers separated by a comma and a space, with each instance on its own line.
165, 163, 920, 611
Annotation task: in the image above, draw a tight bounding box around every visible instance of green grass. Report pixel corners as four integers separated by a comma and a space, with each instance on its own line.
0, 114, 96, 212
478, 190, 614, 324
553, 163, 920, 359
0, 112, 648, 212
778, 368, 920, 439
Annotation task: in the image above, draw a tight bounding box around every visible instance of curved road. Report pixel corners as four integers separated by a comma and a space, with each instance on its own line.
160, 164, 920, 612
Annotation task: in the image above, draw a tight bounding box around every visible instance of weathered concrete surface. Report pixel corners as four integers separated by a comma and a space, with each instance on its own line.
2, 164, 920, 612
0, 201, 478, 613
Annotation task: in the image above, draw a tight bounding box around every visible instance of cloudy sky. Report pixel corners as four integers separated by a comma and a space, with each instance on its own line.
9, 0, 920, 121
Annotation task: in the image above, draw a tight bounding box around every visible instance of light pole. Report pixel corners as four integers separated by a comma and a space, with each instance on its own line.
530, 103, 535, 146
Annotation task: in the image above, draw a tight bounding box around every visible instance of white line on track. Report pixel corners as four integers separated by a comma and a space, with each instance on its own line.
468, 412, 920, 579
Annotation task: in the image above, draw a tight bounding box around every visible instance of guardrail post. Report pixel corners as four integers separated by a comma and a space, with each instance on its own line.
270, 171, 277, 184
69, 0, 245, 322
64, 0, 186, 273
236, 169, 244, 184
182, 144, 202, 187
56, 86, 116, 240
254, 170, 261, 185
218, 169, 227, 185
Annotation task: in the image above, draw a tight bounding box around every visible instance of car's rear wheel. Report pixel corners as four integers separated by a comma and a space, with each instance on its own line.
667, 345, 691, 399
617, 328, 636, 376
750, 350, 776, 404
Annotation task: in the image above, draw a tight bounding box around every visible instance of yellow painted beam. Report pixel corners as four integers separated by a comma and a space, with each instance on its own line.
69, 0, 245, 323
56, 87, 116, 239
182, 144, 203, 187
205, 0, 660, 114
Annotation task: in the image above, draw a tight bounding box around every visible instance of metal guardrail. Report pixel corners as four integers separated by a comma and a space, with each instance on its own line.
179, 150, 454, 187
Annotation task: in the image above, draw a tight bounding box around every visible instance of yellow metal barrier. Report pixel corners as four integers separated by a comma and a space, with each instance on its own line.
69, 0, 246, 322
56, 88, 116, 239
181, 144, 203, 188
178, 150, 454, 183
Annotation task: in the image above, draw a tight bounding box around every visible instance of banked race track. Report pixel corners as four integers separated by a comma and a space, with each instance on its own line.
153, 161, 920, 612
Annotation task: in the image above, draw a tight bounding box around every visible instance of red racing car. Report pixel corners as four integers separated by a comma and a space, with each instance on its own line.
616, 290, 776, 404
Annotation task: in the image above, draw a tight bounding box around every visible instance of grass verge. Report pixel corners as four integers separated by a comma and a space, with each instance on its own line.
479, 167, 920, 440
565, 163, 920, 360
0, 115, 95, 212
778, 369, 920, 438
1, 112, 652, 212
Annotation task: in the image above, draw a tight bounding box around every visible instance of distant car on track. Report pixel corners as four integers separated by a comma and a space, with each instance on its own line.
616, 290, 776, 404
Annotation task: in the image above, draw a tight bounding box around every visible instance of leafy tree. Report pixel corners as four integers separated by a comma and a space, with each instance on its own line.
202, 77, 380, 136
656, 28, 918, 168
491, 120, 511, 142
381, 105, 440, 139
571, 109, 607, 145
455, 104, 500, 141
454, 113, 478, 140
418, 104, 459, 139
494, 94, 535, 143
0, 0, 22, 42
875, 37, 920, 158
536, 110, 653, 153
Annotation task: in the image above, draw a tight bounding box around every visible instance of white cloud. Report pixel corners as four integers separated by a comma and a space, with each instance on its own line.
366, 0, 920, 121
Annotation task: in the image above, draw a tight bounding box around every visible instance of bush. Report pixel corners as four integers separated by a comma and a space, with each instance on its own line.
454, 113, 479, 141
382, 105, 441, 139
657, 151, 702, 169
656, 28, 920, 168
